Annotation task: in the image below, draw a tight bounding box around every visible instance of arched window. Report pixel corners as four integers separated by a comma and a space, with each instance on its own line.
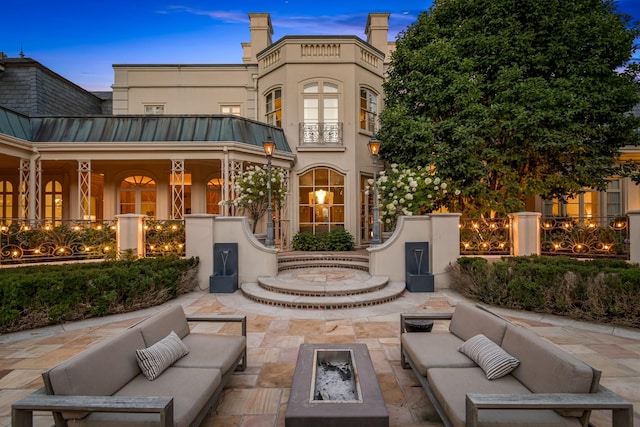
0, 180, 14, 221
265, 88, 282, 127
302, 81, 341, 144
359, 87, 378, 133
120, 175, 156, 217
299, 167, 345, 234
44, 180, 63, 223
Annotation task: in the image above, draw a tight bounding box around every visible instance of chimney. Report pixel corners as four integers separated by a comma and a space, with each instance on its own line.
365, 13, 390, 55
243, 13, 274, 64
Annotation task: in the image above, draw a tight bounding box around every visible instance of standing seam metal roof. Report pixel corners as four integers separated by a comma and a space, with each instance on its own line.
0, 108, 291, 152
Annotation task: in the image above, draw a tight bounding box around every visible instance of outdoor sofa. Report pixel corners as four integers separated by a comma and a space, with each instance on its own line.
12, 305, 247, 427
401, 302, 633, 427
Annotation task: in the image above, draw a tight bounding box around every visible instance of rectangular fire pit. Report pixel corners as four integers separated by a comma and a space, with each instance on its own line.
285, 343, 389, 427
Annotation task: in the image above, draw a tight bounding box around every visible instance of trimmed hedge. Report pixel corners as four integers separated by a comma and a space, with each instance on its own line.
0, 257, 199, 333
448, 256, 640, 329
291, 229, 355, 251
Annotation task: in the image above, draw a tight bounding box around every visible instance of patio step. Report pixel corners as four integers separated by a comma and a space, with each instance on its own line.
277, 251, 370, 272
240, 251, 405, 309
240, 280, 405, 310
258, 269, 388, 297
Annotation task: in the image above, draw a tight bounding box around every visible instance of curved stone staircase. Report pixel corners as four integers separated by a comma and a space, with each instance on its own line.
240, 251, 406, 309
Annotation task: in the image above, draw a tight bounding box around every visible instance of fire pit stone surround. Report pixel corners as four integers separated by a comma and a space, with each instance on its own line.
285, 343, 389, 427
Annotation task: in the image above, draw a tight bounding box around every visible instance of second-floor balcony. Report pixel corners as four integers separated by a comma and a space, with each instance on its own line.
299, 122, 343, 146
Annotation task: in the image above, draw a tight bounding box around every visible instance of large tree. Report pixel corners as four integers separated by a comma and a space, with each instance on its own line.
379, 0, 640, 216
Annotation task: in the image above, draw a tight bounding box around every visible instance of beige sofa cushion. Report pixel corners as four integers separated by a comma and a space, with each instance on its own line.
501, 324, 594, 418
176, 334, 245, 372
46, 328, 145, 420
501, 324, 594, 394
68, 367, 222, 427
402, 333, 476, 375
449, 303, 509, 344
136, 305, 191, 345
428, 367, 581, 427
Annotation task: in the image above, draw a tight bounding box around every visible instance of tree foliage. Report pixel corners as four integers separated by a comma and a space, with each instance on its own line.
379, 0, 640, 216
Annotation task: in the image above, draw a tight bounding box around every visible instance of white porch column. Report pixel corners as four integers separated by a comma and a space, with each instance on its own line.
116, 214, 146, 257
78, 160, 91, 220
628, 211, 640, 264
171, 159, 185, 219
223, 148, 229, 215
229, 160, 244, 216
31, 155, 41, 221
18, 156, 41, 221
509, 211, 541, 256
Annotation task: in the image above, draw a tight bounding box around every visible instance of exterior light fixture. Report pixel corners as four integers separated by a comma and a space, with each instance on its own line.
368, 137, 382, 245
263, 136, 276, 247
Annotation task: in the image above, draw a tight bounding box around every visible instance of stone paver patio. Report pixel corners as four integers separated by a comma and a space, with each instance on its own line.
1, 288, 639, 427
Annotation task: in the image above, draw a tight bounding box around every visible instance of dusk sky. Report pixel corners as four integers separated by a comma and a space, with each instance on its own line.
3, 0, 639, 91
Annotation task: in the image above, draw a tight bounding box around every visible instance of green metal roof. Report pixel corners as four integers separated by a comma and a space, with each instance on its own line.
0, 107, 291, 152
0, 107, 32, 141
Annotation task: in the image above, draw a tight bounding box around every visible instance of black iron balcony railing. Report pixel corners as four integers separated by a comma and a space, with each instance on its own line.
0, 220, 117, 264
459, 217, 512, 255
299, 122, 343, 145
144, 219, 186, 258
540, 216, 629, 258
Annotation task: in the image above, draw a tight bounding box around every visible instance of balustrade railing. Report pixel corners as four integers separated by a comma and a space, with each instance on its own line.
299, 122, 343, 145
540, 216, 629, 258
459, 217, 511, 255
0, 220, 117, 264
144, 219, 186, 257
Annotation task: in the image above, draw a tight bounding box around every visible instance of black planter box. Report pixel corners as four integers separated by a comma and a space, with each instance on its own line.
406, 273, 434, 292
209, 273, 238, 293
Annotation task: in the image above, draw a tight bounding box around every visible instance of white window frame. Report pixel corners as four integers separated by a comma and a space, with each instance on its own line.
144, 104, 165, 115
359, 87, 378, 133
221, 105, 241, 116
265, 88, 282, 127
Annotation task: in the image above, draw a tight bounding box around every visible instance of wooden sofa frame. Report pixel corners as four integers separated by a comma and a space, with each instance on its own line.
400, 311, 634, 427
12, 314, 246, 427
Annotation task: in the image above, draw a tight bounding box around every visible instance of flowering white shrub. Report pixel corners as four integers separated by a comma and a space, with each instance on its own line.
365, 164, 460, 229
229, 165, 287, 232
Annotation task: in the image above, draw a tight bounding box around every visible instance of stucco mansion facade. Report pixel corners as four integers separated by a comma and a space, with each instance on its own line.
1, 12, 640, 248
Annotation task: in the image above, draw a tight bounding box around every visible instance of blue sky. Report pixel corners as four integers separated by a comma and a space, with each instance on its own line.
3, 0, 639, 91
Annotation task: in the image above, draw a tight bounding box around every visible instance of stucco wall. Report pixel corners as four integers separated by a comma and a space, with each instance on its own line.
185, 214, 277, 290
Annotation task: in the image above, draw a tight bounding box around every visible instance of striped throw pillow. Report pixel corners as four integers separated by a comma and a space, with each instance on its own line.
136, 331, 189, 380
458, 334, 519, 380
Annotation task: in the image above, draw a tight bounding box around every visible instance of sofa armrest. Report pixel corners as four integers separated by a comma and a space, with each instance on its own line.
465, 388, 633, 427
185, 314, 246, 337
401, 313, 453, 333
12, 388, 174, 427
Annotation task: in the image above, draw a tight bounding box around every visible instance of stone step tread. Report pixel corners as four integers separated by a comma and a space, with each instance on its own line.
277, 260, 370, 268
241, 281, 405, 308
278, 251, 368, 258
257, 274, 388, 296
278, 254, 369, 261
